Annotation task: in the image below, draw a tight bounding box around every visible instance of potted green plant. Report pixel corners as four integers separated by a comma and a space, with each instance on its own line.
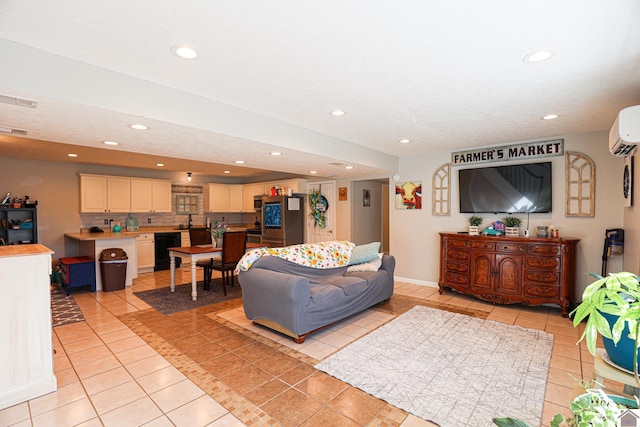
572, 271, 640, 377
211, 221, 227, 247
502, 216, 522, 237
493, 388, 628, 427
468, 215, 482, 235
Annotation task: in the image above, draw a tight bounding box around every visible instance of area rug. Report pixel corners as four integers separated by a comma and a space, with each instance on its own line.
133, 280, 242, 315
51, 285, 85, 328
315, 306, 553, 427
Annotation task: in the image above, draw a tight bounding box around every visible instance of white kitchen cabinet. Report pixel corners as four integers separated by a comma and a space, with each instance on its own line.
130, 178, 172, 213
204, 183, 229, 212
242, 183, 265, 211
79, 174, 131, 213
204, 184, 244, 212
136, 233, 155, 272
263, 179, 307, 195
229, 185, 243, 212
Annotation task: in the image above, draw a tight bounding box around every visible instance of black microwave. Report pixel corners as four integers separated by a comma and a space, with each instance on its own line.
253, 195, 263, 209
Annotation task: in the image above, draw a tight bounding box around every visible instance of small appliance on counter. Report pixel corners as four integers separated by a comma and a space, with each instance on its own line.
126, 215, 139, 232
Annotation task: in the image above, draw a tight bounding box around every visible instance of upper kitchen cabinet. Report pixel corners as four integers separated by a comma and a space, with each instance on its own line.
264, 179, 307, 194
79, 174, 131, 213
204, 184, 244, 212
229, 185, 243, 212
242, 183, 265, 211
130, 179, 172, 213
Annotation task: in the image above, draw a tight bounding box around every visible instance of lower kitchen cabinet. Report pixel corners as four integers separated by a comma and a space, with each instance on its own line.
136, 233, 155, 272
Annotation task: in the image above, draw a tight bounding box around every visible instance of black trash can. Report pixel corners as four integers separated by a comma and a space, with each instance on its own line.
100, 248, 128, 291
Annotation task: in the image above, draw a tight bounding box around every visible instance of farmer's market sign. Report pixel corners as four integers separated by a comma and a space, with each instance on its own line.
451, 139, 563, 166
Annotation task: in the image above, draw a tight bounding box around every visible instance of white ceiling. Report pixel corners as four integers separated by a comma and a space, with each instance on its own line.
0, 0, 639, 179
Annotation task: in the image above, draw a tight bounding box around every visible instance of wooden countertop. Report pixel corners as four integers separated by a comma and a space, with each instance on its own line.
0, 244, 53, 258
66, 225, 260, 241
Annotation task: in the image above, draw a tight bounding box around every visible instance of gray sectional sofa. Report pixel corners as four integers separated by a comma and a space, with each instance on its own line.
238, 254, 395, 343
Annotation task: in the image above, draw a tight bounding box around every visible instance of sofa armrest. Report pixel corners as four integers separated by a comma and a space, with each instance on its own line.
380, 255, 396, 279
238, 268, 311, 334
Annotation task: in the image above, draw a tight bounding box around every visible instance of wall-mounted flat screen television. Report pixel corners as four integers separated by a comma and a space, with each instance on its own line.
459, 162, 552, 213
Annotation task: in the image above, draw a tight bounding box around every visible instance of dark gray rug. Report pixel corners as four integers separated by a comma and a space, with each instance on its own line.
51, 285, 85, 327
133, 279, 242, 315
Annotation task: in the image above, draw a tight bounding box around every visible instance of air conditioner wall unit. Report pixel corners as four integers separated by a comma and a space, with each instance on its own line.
609, 105, 640, 156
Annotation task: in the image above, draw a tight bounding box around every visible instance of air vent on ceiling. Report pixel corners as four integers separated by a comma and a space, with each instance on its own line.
0, 126, 28, 135
0, 94, 38, 109
328, 162, 346, 167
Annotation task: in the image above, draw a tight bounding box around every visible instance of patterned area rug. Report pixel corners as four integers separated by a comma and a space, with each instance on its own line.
51, 285, 85, 327
133, 279, 242, 315
315, 306, 553, 427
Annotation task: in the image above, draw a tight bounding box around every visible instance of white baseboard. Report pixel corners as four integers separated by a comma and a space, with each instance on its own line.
394, 276, 439, 288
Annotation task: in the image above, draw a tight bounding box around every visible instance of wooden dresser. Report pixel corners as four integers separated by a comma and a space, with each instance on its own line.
439, 232, 580, 317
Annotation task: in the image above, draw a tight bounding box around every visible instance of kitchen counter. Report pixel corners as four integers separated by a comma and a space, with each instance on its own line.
65, 233, 139, 290
0, 243, 57, 409
0, 243, 53, 258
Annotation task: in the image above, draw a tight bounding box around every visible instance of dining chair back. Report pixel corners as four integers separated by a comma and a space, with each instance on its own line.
189, 228, 212, 246
212, 230, 247, 295
188, 228, 214, 290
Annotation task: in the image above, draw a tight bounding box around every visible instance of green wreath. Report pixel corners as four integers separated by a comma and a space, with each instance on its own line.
308, 188, 328, 228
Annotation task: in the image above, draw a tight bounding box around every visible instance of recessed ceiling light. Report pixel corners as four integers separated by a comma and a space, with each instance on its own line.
103, 140, 119, 146
309, 170, 318, 174
224, 170, 231, 174
171, 45, 199, 60
344, 165, 354, 170
129, 124, 149, 130
523, 50, 553, 63
156, 163, 164, 167
542, 114, 559, 120
270, 151, 282, 156
234, 160, 245, 164
331, 110, 346, 117
67, 153, 78, 157
399, 139, 410, 144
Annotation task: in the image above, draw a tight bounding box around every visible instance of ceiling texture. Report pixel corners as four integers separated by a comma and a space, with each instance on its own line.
1, 1, 640, 180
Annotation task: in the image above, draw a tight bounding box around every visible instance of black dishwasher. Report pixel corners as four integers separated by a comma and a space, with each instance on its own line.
154, 232, 182, 271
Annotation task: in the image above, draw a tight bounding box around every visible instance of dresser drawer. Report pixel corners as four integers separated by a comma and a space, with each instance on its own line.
527, 245, 560, 255
526, 256, 560, 270
524, 270, 560, 285
470, 241, 495, 250
444, 272, 469, 286
445, 261, 469, 274
495, 243, 525, 253
446, 248, 469, 261
448, 239, 469, 248
524, 284, 559, 298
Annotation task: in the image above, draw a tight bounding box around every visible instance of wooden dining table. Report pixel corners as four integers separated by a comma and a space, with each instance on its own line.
168, 242, 265, 301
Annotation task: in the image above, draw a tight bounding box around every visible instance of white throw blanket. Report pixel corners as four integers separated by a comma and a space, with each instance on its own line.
236, 240, 355, 272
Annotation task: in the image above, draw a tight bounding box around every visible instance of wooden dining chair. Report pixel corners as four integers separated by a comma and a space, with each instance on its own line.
211, 230, 247, 295
188, 228, 215, 290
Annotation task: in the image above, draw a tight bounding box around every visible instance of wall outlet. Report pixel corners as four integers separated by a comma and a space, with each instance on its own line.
147, 218, 151, 224
104, 219, 109, 225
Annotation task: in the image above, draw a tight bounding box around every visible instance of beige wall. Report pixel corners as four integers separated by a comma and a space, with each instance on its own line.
389, 130, 625, 298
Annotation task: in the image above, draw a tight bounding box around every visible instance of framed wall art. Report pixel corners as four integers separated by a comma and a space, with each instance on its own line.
395, 181, 422, 210
339, 187, 348, 201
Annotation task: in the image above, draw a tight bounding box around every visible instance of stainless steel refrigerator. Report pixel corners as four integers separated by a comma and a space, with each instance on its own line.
261, 195, 304, 247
